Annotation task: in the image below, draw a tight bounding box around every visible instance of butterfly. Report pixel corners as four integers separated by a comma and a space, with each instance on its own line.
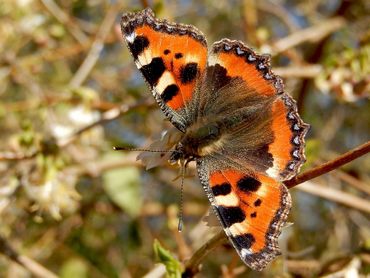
120, 8, 309, 271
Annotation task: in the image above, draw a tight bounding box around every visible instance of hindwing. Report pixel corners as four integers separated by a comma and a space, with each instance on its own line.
197, 158, 291, 271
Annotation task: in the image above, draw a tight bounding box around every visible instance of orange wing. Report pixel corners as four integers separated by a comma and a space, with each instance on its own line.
197, 160, 291, 271
121, 8, 207, 131
207, 39, 283, 97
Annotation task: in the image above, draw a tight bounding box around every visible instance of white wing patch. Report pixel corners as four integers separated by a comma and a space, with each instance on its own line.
126, 32, 136, 43
156, 71, 176, 94
137, 49, 153, 68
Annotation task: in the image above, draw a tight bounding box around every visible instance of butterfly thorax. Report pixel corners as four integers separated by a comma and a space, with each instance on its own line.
170, 121, 225, 162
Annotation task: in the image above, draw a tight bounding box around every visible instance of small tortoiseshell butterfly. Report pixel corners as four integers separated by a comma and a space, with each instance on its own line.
121, 8, 309, 271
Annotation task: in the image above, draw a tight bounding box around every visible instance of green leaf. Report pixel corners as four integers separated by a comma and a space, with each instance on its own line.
102, 152, 142, 217
153, 239, 182, 278
60, 258, 88, 278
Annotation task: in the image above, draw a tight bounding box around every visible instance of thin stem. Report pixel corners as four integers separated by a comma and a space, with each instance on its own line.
0, 151, 37, 161
40, 0, 89, 45
271, 17, 345, 55
297, 182, 370, 214
58, 99, 154, 147
68, 3, 123, 88
284, 140, 370, 188
183, 231, 227, 277
0, 100, 154, 161
0, 235, 58, 278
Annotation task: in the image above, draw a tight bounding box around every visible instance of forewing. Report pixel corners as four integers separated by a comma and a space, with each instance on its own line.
199, 39, 309, 180
121, 8, 208, 131
197, 158, 291, 271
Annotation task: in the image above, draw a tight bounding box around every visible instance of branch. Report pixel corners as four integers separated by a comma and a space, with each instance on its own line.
297, 181, 370, 214
0, 151, 37, 161
69, 3, 123, 88
274, 65, 322, 78
0, 235, 58, 278
58, 99, 154, 147
183, 231, 227, 277
257, 1, 299, 33
0, 99, 154, 161
271, 17, 345, 55
334, 170, 370, 195
284, 140, 370, 188
40, 0, 89, 45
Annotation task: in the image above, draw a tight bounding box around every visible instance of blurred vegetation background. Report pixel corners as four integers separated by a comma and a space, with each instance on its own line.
0, 0, 369, 277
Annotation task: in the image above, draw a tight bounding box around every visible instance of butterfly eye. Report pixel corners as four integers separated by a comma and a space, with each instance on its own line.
207, 125, 220, 139
169, 150, 182, 163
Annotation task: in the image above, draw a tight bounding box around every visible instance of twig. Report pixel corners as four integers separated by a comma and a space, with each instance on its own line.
140, 0, 149, 8
0, 235, 58, 278
294, 0, 352, 113
296, 181, 370, 214
69, 3, 123, 88
58, 99, 154, 147
243, 0, 258, 45
295, 32, 329, 113
0, 151, 37, 161
285, 259, 321, 276
0, 100, 153, 161
274, 65, 322, 78
183, 231, 227, 277
271, 17, 345, 55
335, 170, 370, 195
40, 0, 89, 45
57, 106, 123, 147
257, 0, 299, 33
284, 140, 370, 188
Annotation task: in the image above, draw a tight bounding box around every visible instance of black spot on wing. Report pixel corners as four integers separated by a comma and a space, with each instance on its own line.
250, 212, 257, 218
232, 233, 256, 249
254, 199, 262, 207
140, 57, 166, 86
128, 36, 149, 59
161, 84, 179, 102
175, 53, 183, 59
237, 176, 261, 192
212, 182, 232, 196
164, 49, 170, 55
180, 63, 198, 84
218, 206, 245, 227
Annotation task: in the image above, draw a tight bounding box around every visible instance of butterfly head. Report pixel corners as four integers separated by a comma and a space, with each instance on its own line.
169, 143, 185, 163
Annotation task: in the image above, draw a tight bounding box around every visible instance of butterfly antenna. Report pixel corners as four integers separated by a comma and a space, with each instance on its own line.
177, 162, 185, 232
113, 146, 174, 153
